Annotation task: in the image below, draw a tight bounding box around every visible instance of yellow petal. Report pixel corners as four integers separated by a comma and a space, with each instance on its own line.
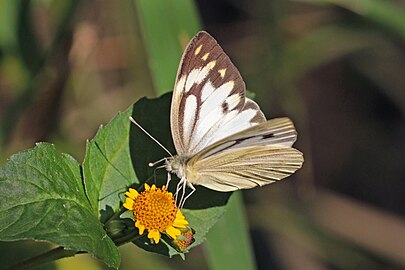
176, 210, 185, 219
173, 219, 188, 228
166, 226, 181, 239
148, 229, 161, 244
135, 220, 145, 235
173, 210, 189, 227
151, 184, 156, 190
144, 183, 150, 190
123, 198, 134, 210
125, 188, 139, 199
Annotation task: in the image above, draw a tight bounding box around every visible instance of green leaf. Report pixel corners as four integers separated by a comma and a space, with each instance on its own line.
83, 110, 137, 218
0, 143, 120, 268
135, 0, 201, 94
204, 192, 256, 270
0, 0, 19, 49
130, 93, 231, 257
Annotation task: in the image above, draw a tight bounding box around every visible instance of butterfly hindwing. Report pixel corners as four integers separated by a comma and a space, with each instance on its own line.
171, 31, 264, 157
187, 145, 303, 192
183, 117, 303, 192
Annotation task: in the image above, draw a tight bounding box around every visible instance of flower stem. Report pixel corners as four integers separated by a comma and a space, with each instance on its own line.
5, 246, 78, 270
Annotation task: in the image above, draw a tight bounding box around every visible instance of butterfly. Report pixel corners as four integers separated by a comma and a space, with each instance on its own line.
132, 31, 303, 207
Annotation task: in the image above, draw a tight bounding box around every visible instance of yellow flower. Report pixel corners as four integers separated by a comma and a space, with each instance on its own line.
123, 183, 189, 244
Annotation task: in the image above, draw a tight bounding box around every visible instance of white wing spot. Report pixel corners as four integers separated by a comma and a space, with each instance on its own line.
176, 75, 186, 93
221, 81, 234, 93
189, 81, 235, 152
194, 45, 202, 55
237, 109, 258, 125
225, 93, 240, 111
201, 52, 209, 61
185, 61, 216, 93
218, 68, 226, 78
209, 109, 257, 144
183, 95, 197, 147
197, 81, 235, 129
185, 69, 200, 92
196, 64, 214, 84
201, 80, 215, 102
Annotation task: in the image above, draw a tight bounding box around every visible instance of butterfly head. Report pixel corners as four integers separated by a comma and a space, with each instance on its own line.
165, 155, 189, 179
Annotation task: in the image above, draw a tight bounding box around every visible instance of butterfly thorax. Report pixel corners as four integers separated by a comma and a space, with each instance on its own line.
165, 155, 190, 179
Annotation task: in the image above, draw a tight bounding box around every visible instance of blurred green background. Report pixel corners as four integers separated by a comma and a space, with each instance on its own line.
0, 0, 404, 269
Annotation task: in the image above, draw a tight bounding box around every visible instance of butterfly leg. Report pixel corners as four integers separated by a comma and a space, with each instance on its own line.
165, 171, 172, 188
175, 177, 187, 207
174, 177, 184, 202
179, 183, 196, 208
179, 178, 187, 207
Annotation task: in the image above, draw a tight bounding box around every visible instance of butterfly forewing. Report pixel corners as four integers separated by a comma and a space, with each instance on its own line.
171, 31, 264, 157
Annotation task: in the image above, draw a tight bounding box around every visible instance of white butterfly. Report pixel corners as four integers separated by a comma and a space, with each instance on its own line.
133, 31, 303, 207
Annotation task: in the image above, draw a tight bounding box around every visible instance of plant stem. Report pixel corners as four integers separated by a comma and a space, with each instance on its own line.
5, 246, 77, 270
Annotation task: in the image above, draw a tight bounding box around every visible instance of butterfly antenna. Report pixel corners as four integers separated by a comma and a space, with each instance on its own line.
129, 116, 173, 157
